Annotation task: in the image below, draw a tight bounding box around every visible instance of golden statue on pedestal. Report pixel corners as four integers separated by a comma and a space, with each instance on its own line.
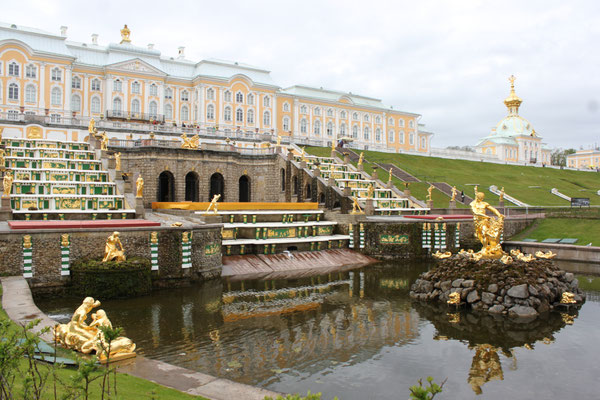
358, 152, 364, 166
99, 132, 109, 151
54, 297, 136, 362
0, 149, 6, 170
3, 171, 13, 198
88, 118, 97, 135
205, 194, 221, 214
120, 24, 131, 44
350, 196, 364, 215
427, 184, 434, 202
181, 133, 199, 149
136, 175, 144, 198
470, 191, 505, 259
114, 152, 121, 171
102, 232, 126, 262
367, 184, 375, 199
388, 168, 393, 183
499, 187, 505, 202
451, 186, 457, 201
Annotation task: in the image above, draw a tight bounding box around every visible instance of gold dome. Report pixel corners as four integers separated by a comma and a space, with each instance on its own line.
503, 75, 522, 115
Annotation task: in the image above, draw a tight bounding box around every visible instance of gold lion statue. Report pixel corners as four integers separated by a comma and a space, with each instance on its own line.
560, 292, 576, 304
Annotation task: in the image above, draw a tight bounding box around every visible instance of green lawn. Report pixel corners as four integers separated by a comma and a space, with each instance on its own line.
0, 285, 206, 400
305, 146, 600, 206
510, 218, 600, 246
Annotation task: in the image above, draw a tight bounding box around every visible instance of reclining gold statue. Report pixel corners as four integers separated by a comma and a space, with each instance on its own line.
54, 297, 135, 362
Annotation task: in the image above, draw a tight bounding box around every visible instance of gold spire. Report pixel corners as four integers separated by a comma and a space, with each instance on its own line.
120, 24, 131, 44
503, 74, 522, 115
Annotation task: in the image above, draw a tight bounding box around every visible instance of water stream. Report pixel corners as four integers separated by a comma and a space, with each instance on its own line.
39, 261, 600, 399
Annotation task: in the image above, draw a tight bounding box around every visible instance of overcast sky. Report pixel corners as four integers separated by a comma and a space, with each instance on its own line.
4, 0, 599, 149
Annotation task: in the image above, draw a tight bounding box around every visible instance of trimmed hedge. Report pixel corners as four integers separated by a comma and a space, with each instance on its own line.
70, 257, 152, 299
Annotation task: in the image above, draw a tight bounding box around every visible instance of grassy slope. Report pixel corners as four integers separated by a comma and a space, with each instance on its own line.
0, 286, 205, 400
305, 146, 600, 206
511, 218, 600, 246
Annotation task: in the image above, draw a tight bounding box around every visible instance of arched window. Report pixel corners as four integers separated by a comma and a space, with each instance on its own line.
114, 79, 122, 92
300, 105, 307, 114
247, 109, 254, 124
164, 103, 173, 119
224, 106, 232, 121
8, 83, 18, 100
149, 101, 158, 117
91, 79, 101, 91
209, 173, 225, 201
72, 76, 81, 89
181, 105, 189, 121
409, 133, 414, 145
149, 84, 157, 96
340, 123, 346, 136
164, 87, 172, 99
326, 122, 333, 136
300, 119, 307, 133
239, 175, 251, 202
388, 117, 394, 125
281, 168, 286, 191
314, 120, 321, 135
25, 85, 36, 103
421, 137, 426, 148
181, 90, 189, 101
399, 119, 405, 127
327, 108, 333, 117
51, 87, 62, 105
375, 116, 381, 124
247, 93, 254, 105
388, 130, 395, 143
236, 108, 243, 123
283, 102, 290, 112
375, 128, 381, 141
340, 111, 346, 119
207, 104, 215, 119
224, 90, 232, 102
314, 107, 321, 116
352, 112, 358, 120
51, 68, 62, 81
292, 175, 299, 195
206, 88, 214, 100
283, 116, 290, 131
113, 97, 122, 112
409, 120, 414, 128
158, 171, 175, 202
235, 91, 244, 103
132, 81, 140, 94
25, 64, 36, 78
263, 95, 270, 107
91, 96, 101, 113
8, 62, 20, 77
185, 172, 199, 202
399, 130, 405, 144
71, 94, 81, 111
363, 126, 370, 140
364, 114, 369, 122
131, 99, 140, 114
263, 110, 271, 126
352, 125, 358, 138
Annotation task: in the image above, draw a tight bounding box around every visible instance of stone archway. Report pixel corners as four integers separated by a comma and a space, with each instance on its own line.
158, 171, 175, 202
185, 171, 199, 202
239, 175, 251, 202
209, 173, 225, 201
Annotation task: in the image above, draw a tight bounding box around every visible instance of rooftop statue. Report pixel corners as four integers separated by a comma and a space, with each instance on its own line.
102, 231, 126, 262
470, 191, 505, 259
120, 24, 131, 44
54, 297, 136, 362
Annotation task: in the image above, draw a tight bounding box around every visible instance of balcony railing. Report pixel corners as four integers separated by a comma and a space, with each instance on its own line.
106, 110, 165, 123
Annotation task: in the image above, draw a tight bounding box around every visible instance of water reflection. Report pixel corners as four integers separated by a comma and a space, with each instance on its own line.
413, 301, 579, 394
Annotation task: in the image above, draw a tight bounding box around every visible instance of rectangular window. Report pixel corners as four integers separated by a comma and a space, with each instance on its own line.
91, 80, 101, 91
8, 63, 20, 77
50, 114, 61, 123
26, 65, 36, 78
7, 110, 19, 120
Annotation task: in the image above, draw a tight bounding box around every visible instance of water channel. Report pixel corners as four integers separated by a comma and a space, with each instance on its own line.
39, 261, 600, 399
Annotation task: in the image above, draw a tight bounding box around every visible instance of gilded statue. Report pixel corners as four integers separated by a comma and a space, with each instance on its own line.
358, 152, 364, 166
474, 185, 478, 197
367, 184, 375, 199
388, 168, 393, 182
99, 132, 109, 151
331, 140, 336, 152
3, 171, 13, 198
451, 186, 457, 201
468, 344, 504, 395
205, 194, 221, 214
427, 184, 434, 202
181, 133, 199, 149
88, 118, 97, 134
0, 149, 5, 170
560, 292, 576, 304
470, 191, 505, 258
350, 196, 364, 215
114, 152, 121, 171
300, 147, 307, 162
277, 135, 282, 146
447, 292, 461, 304
0, 126, 3, 142
102, 232, 126, 262
54, 297, 135, 361
535, 250, 556, 259
120, 24, 131, 44
136, 175, 144, 198
499, 187, 505, 202
433, 251, 452, 259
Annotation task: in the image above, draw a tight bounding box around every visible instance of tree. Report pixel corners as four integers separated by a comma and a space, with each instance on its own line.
550, 148, 575, 167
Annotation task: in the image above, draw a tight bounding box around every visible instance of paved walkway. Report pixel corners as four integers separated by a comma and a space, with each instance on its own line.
0, 276, 280, 400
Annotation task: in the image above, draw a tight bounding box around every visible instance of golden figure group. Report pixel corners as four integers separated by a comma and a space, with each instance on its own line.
102, 232, 126, 262
205, 194, 221, 214
470, 191, 505, 258
181, 133, 200, 149
54, 297, 136, 361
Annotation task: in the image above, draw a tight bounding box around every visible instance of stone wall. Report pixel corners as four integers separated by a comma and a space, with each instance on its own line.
0, 226, 222, 291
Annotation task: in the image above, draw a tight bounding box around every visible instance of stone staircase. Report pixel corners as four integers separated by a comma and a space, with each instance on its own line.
1, 137, 133, 218
489, 185, 530, 207
377, 162, 420, 183
431, 182, 473, 205
551, 188, 571, 202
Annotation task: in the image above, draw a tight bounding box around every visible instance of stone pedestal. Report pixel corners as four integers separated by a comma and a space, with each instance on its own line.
364, 199, 375, 216
404, 189, 411, 197
449, 200, 456, 209
387, 180, 394, 189
357, 164, 364, 172
0, 196, 12, 221
314, 168, 321, 178
343, 153, 350, 164
198, 214, 223, 224
343, 187, 351, 197
371, 167, 378, 180
300, 161, 307, 169
498, 200, 505, 208
427, 200, 434, 209
287, 150, 294, 161
135, 197, 145, 219
89, 134, 101, 150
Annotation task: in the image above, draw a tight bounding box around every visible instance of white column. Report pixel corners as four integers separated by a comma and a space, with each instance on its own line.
64, 66, 72, 114
272, 94, 277, 136
158, 83, 164, 117
123, 79, 129, 113
104, 75, 113, 113
174, 86, 180, 124
143, 80, 149, 115
82, 74, 89, 117
198, 84, 205, 125
383, 112, 387, 148
39, 63, 46, 110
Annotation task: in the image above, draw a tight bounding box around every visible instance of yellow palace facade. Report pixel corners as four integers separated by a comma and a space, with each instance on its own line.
0, 22, 433, 152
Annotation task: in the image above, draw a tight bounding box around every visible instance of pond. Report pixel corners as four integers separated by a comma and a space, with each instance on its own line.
39, 261, 600, 399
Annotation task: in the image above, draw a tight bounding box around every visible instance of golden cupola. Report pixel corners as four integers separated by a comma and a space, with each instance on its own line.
503, 75, 522, 115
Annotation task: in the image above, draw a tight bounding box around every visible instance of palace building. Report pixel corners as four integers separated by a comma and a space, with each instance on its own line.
0, 22, 433, 153
475, 76, 551, 165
